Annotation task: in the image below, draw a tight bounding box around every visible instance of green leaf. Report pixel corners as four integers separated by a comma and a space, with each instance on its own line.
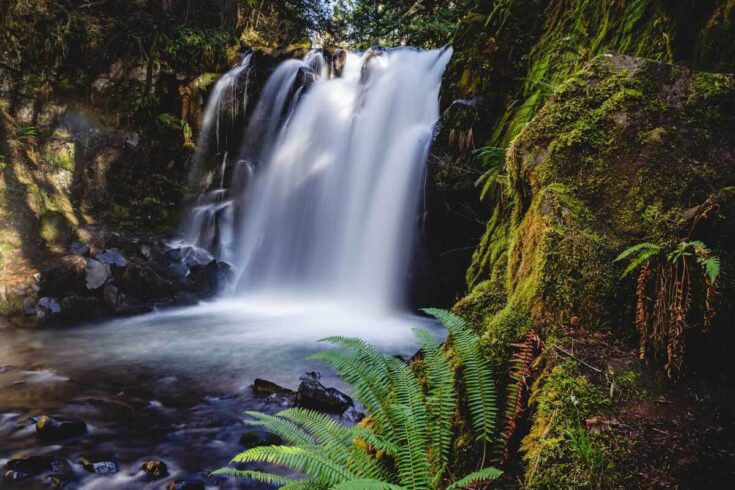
447, 467, 503, 489
210, 468, 294, 486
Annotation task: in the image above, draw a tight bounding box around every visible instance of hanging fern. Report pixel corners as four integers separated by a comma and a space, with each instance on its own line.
615, 239, 721, 377
217, 310, 501, 489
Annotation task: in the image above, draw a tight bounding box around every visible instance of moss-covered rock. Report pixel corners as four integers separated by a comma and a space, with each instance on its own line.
460, 55, 735, 348
453, 54, 735, 486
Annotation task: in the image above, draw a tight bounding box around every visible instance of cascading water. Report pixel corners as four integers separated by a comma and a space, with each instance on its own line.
182, 47, 453, 314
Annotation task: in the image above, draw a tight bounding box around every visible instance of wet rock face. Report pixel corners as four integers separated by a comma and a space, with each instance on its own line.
118, 263, 176, 300
35, 415, 87, 441
295, 375, 353, 414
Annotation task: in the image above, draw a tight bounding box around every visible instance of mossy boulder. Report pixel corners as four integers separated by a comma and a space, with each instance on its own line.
455, 54, 735, 487
459, 54, 735, 351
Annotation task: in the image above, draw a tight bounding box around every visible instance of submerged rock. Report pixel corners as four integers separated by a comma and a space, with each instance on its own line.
168, 479, 205, 490
79, 454, 118, 475
36, 415, 87, 440
5, 455, 70, 477
251, 378, 294, 396
4, 470, 31, 481
141, 459, 169, 479
295, 374, 353, 414
240, 430, 282, 448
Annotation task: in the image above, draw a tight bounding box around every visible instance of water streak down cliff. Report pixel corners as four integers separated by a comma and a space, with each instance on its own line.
181, 47, 453, 312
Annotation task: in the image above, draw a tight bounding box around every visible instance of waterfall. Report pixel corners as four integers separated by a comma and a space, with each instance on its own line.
181, 47, 452, 313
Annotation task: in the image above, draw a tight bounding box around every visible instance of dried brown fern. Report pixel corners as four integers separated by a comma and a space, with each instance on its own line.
629, 244, 719, 378
499, 329, 543, 464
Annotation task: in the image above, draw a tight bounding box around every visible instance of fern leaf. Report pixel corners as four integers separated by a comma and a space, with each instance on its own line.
210, 468, 294, 486
332, 479, 408, 490
621, 248, 659, 277
232, 445, 355, 487
413, 328, 455, 473
699, 255, 721, 283
423, 308, 497, 443
446, 467, 503, 489
614, 242, 660, 262
243, 411, 315, 446
312, 349, 395, 432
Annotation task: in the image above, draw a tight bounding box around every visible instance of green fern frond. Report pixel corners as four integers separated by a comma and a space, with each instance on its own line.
210, 468, 294, 486
413, 328, 455, 471
446, 467, 503, 489
232, 445, 355, 487
423, 308, 497, 443
621, 248, 660, 277
312, 349, 395, 432
243, 411, 315, 446
700, 255, 721, 283
281, 480, 323, 490
276, 408, 354, 465
614, 242, 660, 262
332, 479, 408, 490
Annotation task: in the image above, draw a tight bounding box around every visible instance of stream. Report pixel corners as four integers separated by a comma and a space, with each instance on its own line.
0, 300, 440, 488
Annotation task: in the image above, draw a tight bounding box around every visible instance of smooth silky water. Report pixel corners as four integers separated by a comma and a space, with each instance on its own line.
0, 47, 452, 488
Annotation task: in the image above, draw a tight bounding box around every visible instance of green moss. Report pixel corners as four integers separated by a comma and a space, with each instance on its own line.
480, 306, 531, 365
522, 360, 614, 489
40, 210, 73, 246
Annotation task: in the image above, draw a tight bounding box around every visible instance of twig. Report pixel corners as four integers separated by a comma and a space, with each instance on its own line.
553, 345, 603, 373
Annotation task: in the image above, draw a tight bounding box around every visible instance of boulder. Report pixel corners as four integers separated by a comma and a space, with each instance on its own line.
295, 375, 353, 414
96, 248, 128, 268
174, 291, 199, 306
35, 415, 87, 440
205, 260, 233, 293
252, 378, 294, 396
40, 256, 87, 296
141, 459, 168, 479
118, 263, 176, 300
85, 258, 110, 290
180, 246, 213, 268
36, 297, 61, 319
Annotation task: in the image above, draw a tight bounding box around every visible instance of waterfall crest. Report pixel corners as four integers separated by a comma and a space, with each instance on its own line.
181, 47, 452, 313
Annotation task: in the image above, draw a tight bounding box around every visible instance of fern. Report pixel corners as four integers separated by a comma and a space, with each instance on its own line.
210, 468, 294, 486
219, 310, 501, 489
614, 242, 662, 277
423, 308, 497, 443
333, 480, 408, 490
446, 467, 503, 489
243, 411, 315, 446
414, 328, 455, 471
